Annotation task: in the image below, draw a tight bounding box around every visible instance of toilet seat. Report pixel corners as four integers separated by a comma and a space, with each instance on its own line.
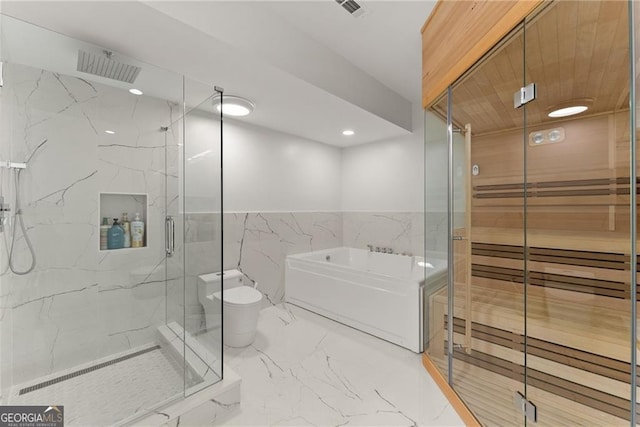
213, 286, 262, 306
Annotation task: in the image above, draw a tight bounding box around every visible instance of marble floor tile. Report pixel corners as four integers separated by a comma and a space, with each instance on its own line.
194, 303, 464, 427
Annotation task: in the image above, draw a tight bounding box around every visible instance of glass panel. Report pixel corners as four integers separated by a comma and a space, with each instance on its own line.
524, 1, 631, 425
179, 79, 223, 396
634, 2, 640, 423
0, 14, 211, 424
424, 95, 450, 377
448, 23, 526, 425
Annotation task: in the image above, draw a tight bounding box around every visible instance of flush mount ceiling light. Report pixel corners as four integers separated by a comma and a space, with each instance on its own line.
548, 106, 588, 118
212, 95, 255, 117
129, 88, 143, 96
547, 99, 592, 118
342, 130, 355, 136
104, 130, 115, 135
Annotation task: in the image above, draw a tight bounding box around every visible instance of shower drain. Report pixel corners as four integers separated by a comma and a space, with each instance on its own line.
18, 345, 161, 395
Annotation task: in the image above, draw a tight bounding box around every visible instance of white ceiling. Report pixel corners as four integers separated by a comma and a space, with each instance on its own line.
1, 1, 435, 148
264, 1, 435, 104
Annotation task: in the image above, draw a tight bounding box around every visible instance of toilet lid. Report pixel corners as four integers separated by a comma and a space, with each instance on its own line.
213, 286, 262, 305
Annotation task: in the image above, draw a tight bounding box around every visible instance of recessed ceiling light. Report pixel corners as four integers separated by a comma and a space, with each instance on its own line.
129, 88, 143, 96
212, 95, 255, 117
342, 130, 355, 136
548, 105, 588, 118
105, 130, 115, 135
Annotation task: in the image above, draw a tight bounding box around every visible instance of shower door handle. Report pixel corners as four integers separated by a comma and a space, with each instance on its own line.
166, 216, 175, 257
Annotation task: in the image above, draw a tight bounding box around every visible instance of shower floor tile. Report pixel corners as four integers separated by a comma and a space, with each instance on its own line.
9, 345, 186, 426
191, 303, 464, 427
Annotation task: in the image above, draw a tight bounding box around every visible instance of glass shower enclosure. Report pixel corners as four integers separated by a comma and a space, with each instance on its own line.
425, 1, 640, 425
0, 14, 223, 425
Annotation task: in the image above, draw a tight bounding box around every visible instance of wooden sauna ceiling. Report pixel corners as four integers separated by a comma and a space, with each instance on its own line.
434, 1, 629, 136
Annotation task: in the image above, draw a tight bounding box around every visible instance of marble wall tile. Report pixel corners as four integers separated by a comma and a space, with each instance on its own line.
182, 211, 342, 321
224, 212, 342, 307
342, 212, 425, 257
183, 211, 445, 331
0, 63, 180, 385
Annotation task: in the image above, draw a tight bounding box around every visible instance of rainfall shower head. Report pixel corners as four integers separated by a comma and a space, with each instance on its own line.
76, 50, 141, 84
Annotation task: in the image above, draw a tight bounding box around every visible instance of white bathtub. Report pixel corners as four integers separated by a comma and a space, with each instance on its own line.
285, 247, 447, 353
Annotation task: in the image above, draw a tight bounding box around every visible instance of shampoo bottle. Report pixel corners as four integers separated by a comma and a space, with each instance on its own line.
107, 218, 125, 250
100, 217, 110, 250
131, 213, 145, 248
122, 212, 131, 248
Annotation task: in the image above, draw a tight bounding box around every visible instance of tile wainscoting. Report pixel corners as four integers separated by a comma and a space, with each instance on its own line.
183, 211, 437, 331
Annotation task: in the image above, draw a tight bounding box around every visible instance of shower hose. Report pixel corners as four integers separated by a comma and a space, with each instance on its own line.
8, 169, 36, 275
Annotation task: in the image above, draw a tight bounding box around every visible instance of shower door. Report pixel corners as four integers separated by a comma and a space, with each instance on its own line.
0, 14, 222, 425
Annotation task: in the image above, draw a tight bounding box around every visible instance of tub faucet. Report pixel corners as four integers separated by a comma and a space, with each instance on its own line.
367, 244, 373, 252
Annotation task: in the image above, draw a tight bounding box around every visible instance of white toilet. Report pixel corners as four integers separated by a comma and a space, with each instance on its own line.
197, 269, 263, 347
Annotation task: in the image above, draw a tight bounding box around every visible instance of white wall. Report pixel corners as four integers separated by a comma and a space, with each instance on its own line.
185, 112, 342, 213
341, 105, 425, 212
424, 110, 466, 215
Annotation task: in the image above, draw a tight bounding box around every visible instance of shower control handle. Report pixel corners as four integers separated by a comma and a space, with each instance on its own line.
166, 216, 175, 257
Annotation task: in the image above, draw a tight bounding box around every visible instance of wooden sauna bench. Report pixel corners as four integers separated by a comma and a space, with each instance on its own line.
428, 227, 638, 425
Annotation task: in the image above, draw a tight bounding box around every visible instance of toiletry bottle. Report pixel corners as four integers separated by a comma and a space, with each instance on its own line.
122, 212, 131, 248
107, 218, 125, 250
131, 213, 145, 248
100, 217, 110, 250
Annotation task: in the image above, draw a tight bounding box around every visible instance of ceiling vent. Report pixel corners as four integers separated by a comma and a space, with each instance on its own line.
335, 0, 368, 18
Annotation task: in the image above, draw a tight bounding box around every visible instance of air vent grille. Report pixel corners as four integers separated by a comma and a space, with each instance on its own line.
335, 0, 367, 17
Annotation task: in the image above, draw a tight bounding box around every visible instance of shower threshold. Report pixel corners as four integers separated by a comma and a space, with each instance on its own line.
7, 323, 225, 426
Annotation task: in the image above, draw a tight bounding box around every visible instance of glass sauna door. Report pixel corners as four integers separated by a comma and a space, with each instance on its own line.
522, 2, 632, 425
446, 22, 527, 425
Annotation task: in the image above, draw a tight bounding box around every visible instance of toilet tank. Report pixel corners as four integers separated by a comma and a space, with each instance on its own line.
197, 269, 244, 300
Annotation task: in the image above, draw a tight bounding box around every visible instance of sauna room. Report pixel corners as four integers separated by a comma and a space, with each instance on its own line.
423, 0, 640, 425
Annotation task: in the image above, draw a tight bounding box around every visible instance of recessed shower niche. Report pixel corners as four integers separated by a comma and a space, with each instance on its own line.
99, 193, 148, 250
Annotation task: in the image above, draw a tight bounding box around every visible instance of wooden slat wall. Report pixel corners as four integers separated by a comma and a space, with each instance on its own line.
421, 0, 542, 108
470, 112, 637, 234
